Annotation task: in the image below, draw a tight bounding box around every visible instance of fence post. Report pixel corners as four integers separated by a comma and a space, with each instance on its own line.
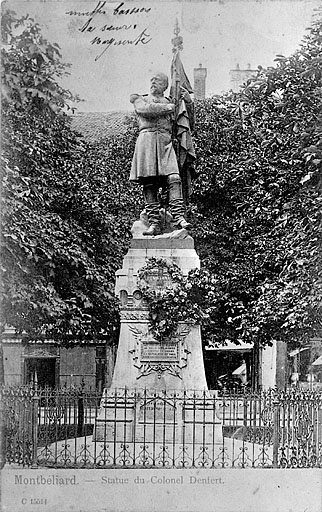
0, 394, 6, 469
31, 385, 39, 468
77, 381, 85, 436
272, 399, 280, 468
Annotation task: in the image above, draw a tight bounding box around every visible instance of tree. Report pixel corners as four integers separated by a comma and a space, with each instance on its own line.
1, 10, 139, 343
190, 7, 322, 349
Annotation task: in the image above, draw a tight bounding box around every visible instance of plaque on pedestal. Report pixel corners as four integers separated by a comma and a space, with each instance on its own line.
140, 339, 180, 363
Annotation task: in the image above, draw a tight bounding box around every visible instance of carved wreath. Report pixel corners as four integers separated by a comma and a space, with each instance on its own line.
137, 258, 188, 341
137, 257, 184, 289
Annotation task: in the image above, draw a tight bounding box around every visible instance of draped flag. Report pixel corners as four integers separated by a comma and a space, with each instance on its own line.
170, 46, 196, 203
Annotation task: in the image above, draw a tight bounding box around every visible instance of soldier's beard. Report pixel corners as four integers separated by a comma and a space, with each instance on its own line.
150, 85, 164, 96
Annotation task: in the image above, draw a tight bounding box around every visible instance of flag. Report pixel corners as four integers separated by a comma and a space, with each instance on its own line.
170, 49, 196, 203
170, 50, 193, 98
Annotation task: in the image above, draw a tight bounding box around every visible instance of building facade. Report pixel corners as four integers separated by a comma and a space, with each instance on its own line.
229, 63, 258, 91
2, 330, 116, 391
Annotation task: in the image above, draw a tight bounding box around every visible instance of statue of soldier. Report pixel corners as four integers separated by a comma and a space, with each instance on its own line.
130, 72, 193, 236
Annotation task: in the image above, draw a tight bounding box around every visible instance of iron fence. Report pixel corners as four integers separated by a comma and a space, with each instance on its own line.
1, 386, 321, 469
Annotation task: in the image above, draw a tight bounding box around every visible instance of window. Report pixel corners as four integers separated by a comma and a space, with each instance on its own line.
25, 358, 56, 387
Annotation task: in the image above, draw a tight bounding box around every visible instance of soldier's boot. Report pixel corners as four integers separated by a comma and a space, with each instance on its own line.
168, 174, 192, 230
143, 183, 161, 236
143, 202, 162, 235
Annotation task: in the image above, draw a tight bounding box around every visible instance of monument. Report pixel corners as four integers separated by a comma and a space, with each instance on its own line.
129, 70, 193, 236
94, 24, 222, 447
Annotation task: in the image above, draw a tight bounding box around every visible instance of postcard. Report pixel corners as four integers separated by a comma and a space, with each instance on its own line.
1, 0, 321, 511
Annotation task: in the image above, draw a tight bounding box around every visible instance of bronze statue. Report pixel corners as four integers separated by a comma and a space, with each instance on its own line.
130, 72, 193, 236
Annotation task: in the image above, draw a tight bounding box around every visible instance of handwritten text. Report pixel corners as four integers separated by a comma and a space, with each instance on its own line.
65, 1, 153, 61
91, 28, 152, 61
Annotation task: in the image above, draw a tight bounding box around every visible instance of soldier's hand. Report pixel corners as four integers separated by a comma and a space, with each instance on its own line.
180, 87, 192, 103
130, 93, 140, 103
166, 103, 175, 112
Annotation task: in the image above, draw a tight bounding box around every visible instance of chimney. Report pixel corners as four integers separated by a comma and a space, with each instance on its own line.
193, 63, 207, 100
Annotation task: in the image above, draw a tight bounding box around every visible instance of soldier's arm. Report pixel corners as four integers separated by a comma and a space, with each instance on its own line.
130, 95, 175, 117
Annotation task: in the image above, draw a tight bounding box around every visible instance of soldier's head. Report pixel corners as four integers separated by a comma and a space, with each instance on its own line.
150, 72, 168, 95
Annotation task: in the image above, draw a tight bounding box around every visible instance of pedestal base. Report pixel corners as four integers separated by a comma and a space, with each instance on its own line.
94, 233, 223, 443
94, 389, 223, 445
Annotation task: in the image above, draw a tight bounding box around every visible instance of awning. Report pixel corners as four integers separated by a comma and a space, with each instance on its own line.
205, 341, 253, 351
312, 355, 322, 366
289, 347, 310, 357
232, 363, 247, 376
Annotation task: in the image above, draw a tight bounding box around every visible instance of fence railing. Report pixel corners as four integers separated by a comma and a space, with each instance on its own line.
1, 386, 321, 469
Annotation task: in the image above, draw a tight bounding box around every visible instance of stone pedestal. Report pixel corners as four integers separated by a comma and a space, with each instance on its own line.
94, 388, 223, 445
94, 231, 222, 444
111, 232, 207, 390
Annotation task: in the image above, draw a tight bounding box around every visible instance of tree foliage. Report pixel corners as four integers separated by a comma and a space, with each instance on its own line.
1, 10, 139, 343
2, 8, 321, 351
191, 8, 322, 348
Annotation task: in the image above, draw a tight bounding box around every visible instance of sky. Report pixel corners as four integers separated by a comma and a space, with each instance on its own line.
6, 0, 321, 112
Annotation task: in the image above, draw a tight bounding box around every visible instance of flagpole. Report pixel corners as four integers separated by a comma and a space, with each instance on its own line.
171, 19, 183, 134
170, 20, 195, 207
